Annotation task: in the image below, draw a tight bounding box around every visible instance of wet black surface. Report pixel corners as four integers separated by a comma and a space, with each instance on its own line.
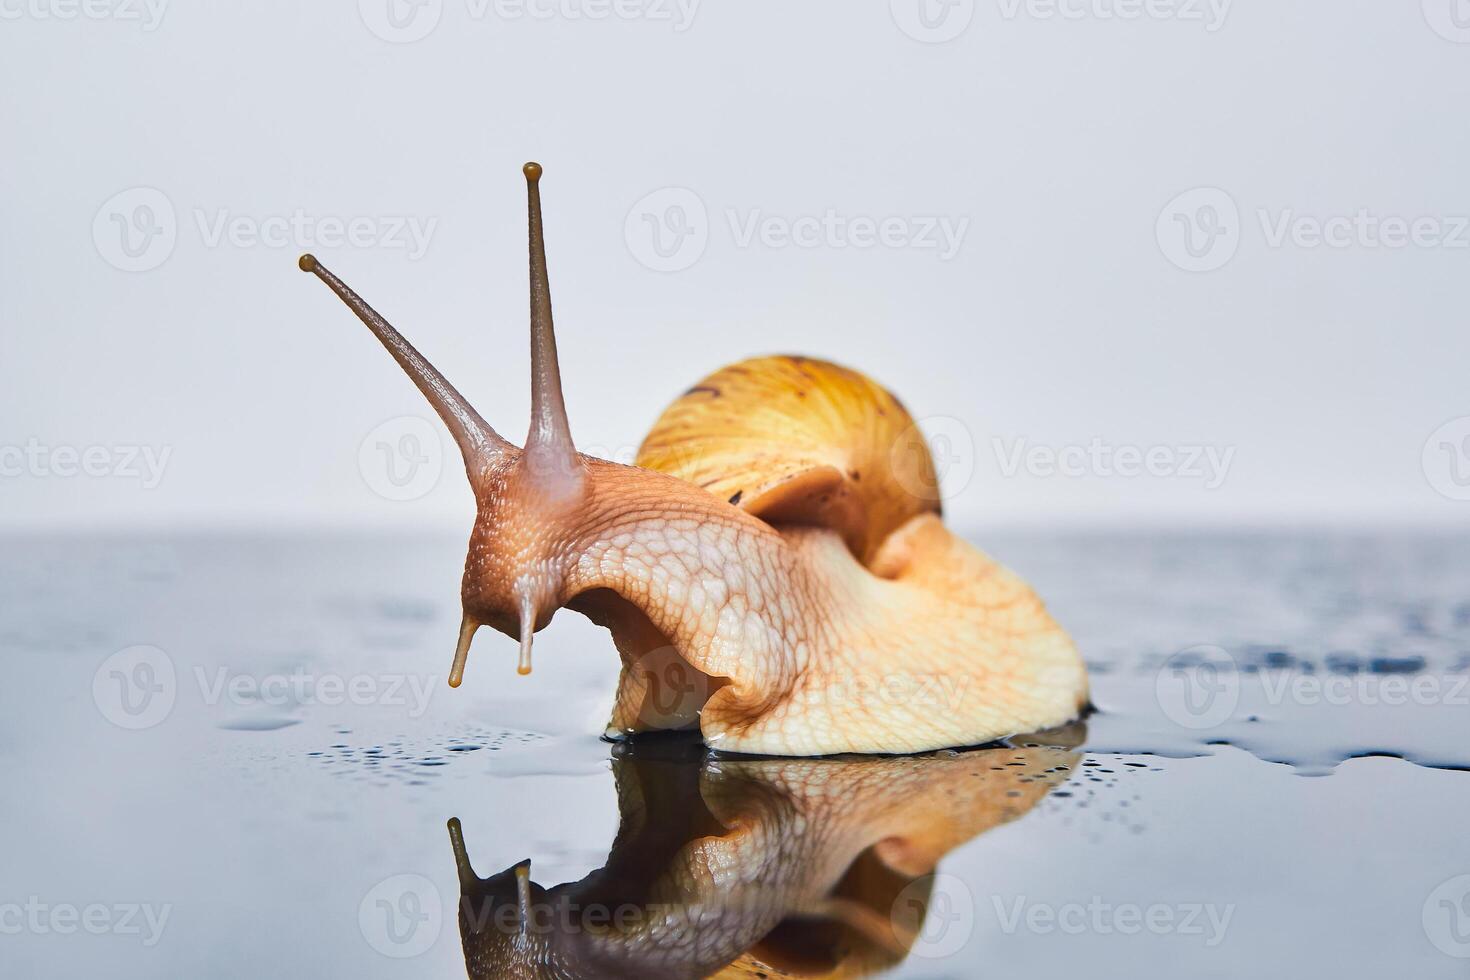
2, 530, 1468, 977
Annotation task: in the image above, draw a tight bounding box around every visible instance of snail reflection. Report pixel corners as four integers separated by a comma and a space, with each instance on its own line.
448, 729, 1082, 979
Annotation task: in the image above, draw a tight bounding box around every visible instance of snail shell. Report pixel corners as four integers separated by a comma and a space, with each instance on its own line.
636, 355, 939, 565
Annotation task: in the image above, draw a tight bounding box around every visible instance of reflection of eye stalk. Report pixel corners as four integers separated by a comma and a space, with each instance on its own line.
447, 727, 1084, 979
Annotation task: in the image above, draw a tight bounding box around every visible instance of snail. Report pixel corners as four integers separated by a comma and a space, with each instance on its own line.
447, 734, 1082, 979
297, 163, 1087, 756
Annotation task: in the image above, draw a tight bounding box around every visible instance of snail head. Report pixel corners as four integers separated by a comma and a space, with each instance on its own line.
299, 162, 593, 686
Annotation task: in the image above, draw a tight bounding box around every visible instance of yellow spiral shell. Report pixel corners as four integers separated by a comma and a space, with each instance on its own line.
636, 355, 941, 566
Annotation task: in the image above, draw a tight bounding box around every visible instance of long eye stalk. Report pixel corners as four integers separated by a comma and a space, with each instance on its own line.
302, 164, 586, 688
523, 161, 577, 470
297, 253, 509, 471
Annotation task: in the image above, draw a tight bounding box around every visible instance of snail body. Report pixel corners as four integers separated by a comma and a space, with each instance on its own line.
298, 164, 1087, 756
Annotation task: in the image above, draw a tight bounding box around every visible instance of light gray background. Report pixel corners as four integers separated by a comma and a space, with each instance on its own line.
3, 0, 1467, 533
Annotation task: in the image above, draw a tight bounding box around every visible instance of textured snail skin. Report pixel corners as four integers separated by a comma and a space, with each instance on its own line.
462, 448, 1086, 755
449, 738, 1081, 979
298, 164, 1089, 756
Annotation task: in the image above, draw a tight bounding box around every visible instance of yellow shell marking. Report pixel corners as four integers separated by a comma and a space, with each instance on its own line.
636, 355, 940, 565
